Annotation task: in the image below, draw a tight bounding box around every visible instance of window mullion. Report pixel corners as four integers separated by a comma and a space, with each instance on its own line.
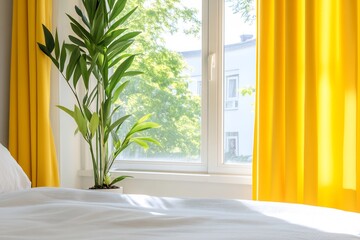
201, 0, 210, 171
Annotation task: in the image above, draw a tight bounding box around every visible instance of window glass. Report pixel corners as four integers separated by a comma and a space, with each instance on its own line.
223, 0, 256, 164
116, 0, 202, 163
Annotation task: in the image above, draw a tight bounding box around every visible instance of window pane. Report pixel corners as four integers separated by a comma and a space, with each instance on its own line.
117, 0, 202, 163
223, 0, 256, 164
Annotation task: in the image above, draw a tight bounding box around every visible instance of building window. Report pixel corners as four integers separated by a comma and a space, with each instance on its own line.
113, 0, 255, 175
227, 75, 239, 99
225, 74, 239, 109
225, 132, 239, 157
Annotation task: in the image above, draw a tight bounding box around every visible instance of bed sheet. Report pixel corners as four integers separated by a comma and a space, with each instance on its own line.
0, 188, 359, 240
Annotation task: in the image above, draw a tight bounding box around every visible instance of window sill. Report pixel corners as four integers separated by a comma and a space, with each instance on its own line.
78, 170, 252, 185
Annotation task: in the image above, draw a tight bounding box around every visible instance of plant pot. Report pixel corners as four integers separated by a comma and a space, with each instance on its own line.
90, 186, 123, 194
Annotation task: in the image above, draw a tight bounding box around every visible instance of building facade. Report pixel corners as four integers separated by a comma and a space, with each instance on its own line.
182, 38, 256, 163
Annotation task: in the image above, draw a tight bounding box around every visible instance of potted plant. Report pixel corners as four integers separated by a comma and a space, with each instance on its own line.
38, 0, 160, 189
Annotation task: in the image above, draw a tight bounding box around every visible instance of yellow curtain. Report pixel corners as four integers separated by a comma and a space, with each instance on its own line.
9, 0, 59, 187
253, 0, 360, 212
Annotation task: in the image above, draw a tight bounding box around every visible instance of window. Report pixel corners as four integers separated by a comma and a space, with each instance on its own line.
225, 132, 239, 157
114, 0, 256, 175
227, 76, 238, 99
225, 74, 239, 109
223, 0, 256, 166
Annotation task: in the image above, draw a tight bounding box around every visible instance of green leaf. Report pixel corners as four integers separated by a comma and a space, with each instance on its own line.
82, 92, 88, 106
132, 137, 161, 146
109, 175, 133, 186
72, 63, 82, 88
42, 24, 55, 53
108, 115, 131, 133
82, 0, 97, 25
109, 0, 127, 22
86, 52, 100, 84
59, 42, 67, 72
92, 10, 105, 43
37, 43, 51, 56
108, 53, 131, 68
69, 35, 86, 48
64, 43, 79, 52
96, 52, 105, 68
100, 0, 109, 26
112, 80, 129, 103
89, 113, 99, 137
108, 32, 140, 55
54, 31, 60, 60
108, 40, 133, 61
83, 105, 92, 121
74, 106, 88, 138
100, 28, 127, 46
70, 23, 87, 42
107, 0, 116, 9
109, 105, 121, 121
67, 14, 92, 41
131, 138, 149, 149
66, 47, 81, 80
129, 122, 160, 135
117, 31, 141, 42
79, 55, 89, 89
111, 131, 120, 146
137, 113, 152, 124
108, 55, 135, 94
49, 55, 60, 69
75, 5, 90, 28
57, 105, 75, 118
107, 7, 137, 33
101, 56, 109, 87
101, 98, 112, 124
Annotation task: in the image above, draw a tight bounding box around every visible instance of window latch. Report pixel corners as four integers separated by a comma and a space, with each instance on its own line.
208, 53, 216, 81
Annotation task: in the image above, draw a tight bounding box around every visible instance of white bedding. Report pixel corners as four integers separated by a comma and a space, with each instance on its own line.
0, 188, 359, 240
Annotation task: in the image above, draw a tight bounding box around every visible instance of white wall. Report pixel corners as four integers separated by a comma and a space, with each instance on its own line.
0, 0, 13, 147
51, 0, 83, 188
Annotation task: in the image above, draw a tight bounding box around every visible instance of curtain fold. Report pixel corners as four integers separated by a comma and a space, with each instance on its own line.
254, 0, 360, 212
9, 0, 59, 187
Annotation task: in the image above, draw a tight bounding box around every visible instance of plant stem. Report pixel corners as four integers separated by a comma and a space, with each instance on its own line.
88, 140, 99, 187
60, 72, 85, 115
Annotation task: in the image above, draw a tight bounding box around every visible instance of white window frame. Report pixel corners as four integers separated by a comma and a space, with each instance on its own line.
113, 0, 252, 177
208, 0, 251, 176
197, 80, 202, 96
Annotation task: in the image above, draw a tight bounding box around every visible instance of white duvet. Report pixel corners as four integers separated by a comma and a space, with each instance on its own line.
0, 188, 359, 240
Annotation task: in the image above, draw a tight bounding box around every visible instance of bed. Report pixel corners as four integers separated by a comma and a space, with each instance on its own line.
1, 144, 360, 239
1, 187, 360, 240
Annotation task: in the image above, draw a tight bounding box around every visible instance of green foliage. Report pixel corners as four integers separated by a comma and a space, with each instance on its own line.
113, 0, 201, 160
240, 86, 255, 96
38, 0, 159, 189
226, 0, 255, 24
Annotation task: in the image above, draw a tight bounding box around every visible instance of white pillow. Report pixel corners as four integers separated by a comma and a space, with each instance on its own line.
0, 144, 31, 193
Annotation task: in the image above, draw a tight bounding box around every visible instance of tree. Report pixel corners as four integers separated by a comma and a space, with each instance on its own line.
226, 0, 255, 24
113, 0, 201, 160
